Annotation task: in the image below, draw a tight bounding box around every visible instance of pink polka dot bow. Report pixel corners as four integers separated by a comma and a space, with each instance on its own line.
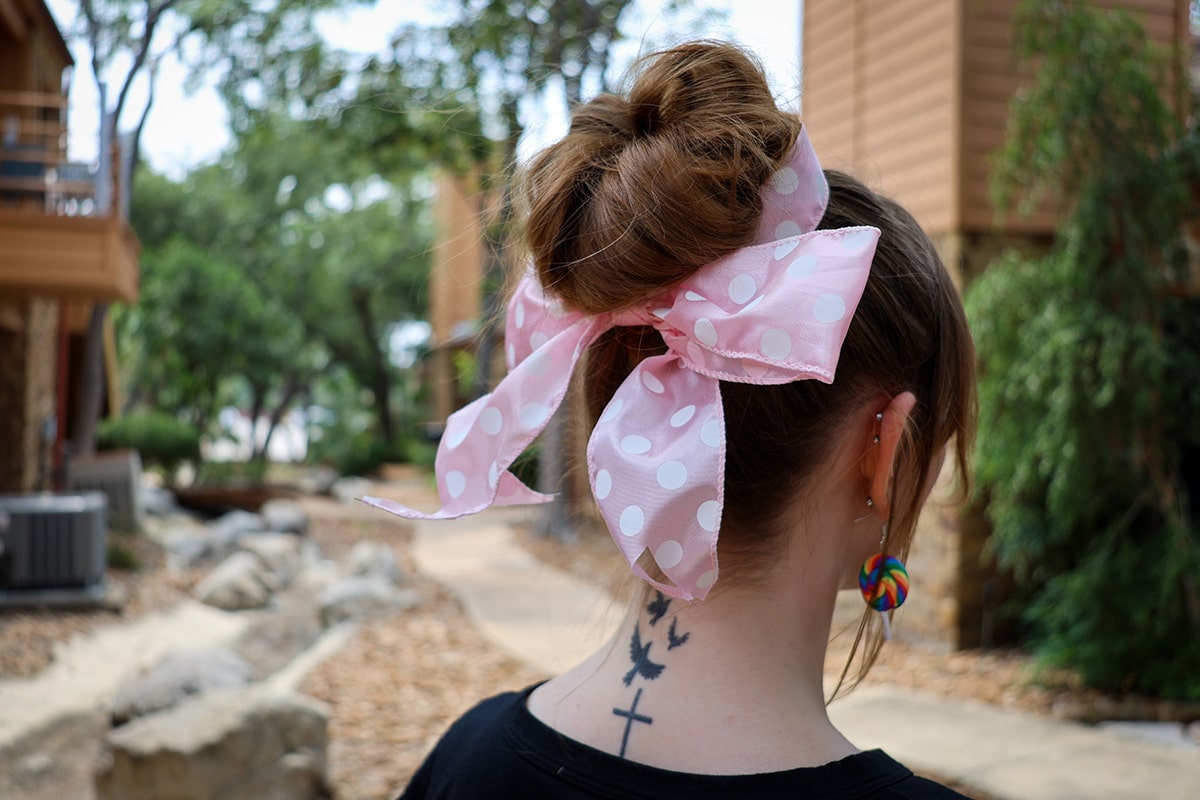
363, 127, 878, 601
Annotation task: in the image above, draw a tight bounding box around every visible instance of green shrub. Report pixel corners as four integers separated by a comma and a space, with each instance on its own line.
97, 412, 201, 473
968, 1, 1200, 699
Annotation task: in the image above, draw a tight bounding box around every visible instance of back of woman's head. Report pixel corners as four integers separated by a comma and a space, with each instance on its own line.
516, 41, 975, 676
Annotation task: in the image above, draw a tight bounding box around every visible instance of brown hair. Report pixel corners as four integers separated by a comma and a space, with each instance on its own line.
515, 41, 976, 690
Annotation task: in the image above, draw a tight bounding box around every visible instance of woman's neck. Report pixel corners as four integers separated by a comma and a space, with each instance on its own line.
527, 553, 859, 773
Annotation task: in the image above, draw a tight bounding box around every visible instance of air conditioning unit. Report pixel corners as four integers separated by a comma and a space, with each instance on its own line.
67, 449, 143, 532
0, 492, 108, 606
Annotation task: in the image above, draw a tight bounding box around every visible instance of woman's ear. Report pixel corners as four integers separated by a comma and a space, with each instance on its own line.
866, 391, 917, 521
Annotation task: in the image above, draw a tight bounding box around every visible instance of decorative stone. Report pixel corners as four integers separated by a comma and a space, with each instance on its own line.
194, 552, 273, 611
317, 576, 421, 627
345, 540, 404, 584
95, 687, 331, 800
239, 533, 304, 589
331, 477, 372, 504
259, 499, 309, 535
110, 647, 252, 726
210, 510, 265, 539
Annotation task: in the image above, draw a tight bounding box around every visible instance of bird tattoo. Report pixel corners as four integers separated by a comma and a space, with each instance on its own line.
646, 591, 671, 626
623, 623, 665, 686
667, 616, 690, 650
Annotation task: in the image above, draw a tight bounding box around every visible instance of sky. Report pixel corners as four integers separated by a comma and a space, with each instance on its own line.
44, 0, 803, 177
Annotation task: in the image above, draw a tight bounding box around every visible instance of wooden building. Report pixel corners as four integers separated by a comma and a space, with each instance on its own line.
801, 0, 1190, 648
0, 0, 140, 493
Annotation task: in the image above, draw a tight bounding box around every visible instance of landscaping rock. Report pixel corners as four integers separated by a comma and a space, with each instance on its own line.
162, 527, 214, 572
296, 466, 338, 496
345, 540, 404, 584
140, 484, 180, 517
195, 552, 273, 611
110, 647, 252, 726
240, 532, 304, 589
294, 560, 341, 595
95, 686, 331, 800
260, 498, 309, 535
317, 576, 421, 627
210, 509, 265, 539
331, 476, 372, 504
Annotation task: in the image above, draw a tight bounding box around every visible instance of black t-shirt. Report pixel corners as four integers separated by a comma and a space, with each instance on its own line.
399, 685, 973, 799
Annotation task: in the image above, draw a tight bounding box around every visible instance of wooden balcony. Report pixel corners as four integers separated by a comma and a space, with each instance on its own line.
0, 90, 139, 304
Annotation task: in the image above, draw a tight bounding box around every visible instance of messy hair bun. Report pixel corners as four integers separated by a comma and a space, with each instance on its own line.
518, 41, 801, 313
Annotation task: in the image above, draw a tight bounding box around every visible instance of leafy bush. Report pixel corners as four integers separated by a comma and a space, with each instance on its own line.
97, 412, 201, 473
968, 1, 1200, 699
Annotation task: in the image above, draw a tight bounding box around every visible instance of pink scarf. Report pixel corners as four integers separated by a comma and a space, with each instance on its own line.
364, 128, 877, 601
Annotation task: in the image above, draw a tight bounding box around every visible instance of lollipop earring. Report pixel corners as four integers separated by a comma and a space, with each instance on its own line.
858, 525, 909, 640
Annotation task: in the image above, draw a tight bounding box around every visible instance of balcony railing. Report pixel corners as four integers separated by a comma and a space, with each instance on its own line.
0, 90, 118, 218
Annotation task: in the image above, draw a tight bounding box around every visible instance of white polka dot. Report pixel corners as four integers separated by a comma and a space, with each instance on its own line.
642, 371, 665, 394
656, 461, 687, 490
529, 331, 549, 350
506, 343, 516, 365
813, 293, 847, 323
652, 307, 671, 319
445, 470, 466, 499
619, 505, 645, 536
696, 500, 719, 532
727, 274, 756, 305
620, 435, 651, 455
519, 403, 550, 429
842, 228, 876, 251
696, 570, 717, 590
444, 423, 469, 449
514, 302, 526, 329
600, 398, 624, 423
594, 469, 612, 500
774, 239, 800, 260
788, 254, 817, 279
739, 295, 765, 315
685, 291, 706, 302
760, 328, 792, 360
770, 166, 799, 195
655, 540, 684, 569
693, 318, 718, 347
775, 220, 803, 239
487, 461, 500, 489
546, 299, 565, 317
700, 419, 722, 448
742, 359, 770, 379
480, 407, 503, 435
525, 349, 551, 377
669, 405, 696, 428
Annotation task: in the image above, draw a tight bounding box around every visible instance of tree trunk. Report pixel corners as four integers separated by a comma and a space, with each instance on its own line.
72, 304, 109, 455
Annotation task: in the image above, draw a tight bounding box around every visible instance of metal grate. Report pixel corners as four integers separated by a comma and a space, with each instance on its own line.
0, 493, 107, 591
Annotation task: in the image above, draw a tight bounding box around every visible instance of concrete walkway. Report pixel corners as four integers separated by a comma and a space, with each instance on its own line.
412, 506, 1200, 800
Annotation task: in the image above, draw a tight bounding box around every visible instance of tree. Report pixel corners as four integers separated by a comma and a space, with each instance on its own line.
64, 0, 369, 454
966, 1, 1200, 698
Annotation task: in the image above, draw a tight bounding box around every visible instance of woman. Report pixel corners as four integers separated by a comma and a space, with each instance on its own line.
368, 40, 976, 799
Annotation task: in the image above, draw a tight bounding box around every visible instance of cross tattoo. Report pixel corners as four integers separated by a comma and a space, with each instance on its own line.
611, 687, 654, 758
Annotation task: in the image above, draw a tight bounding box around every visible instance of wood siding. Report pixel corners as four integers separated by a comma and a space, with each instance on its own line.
804, 0, 1189, 236
960, 0, 1189, 232
0, 210, 139, 302
803, 0, 960, 233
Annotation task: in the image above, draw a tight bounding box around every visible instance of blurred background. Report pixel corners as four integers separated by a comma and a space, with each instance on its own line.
0, 1, 1198, 799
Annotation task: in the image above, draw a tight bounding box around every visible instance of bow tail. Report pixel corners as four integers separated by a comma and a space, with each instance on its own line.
586, 356, 726, 601
364, 317, 606, 520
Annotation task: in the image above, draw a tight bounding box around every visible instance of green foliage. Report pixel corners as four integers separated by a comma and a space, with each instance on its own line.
106, 537, 141, 571
967, 1, 1200, 699
97, 412, 201, 472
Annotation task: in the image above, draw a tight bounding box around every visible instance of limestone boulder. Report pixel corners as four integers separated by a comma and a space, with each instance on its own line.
259, 498, 309, 535
239, 532, 304, 589
345, 540, 404, 584
95, 687, 331, 800
317, 575, 421, 627
331, 476, 372, 504
110, 647, 252, 726
195, 551, 273, 611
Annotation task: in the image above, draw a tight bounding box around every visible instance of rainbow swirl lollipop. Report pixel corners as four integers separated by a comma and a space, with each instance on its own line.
859, 553, 909, 612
